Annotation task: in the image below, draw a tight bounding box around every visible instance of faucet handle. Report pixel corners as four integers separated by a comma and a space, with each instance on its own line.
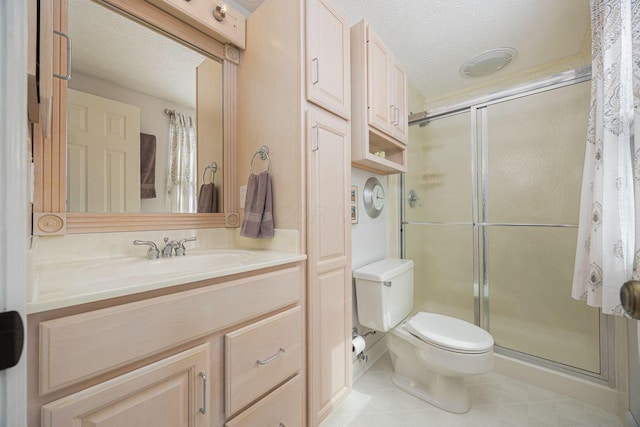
133, 240, 160, 259
176, 237, 197, 256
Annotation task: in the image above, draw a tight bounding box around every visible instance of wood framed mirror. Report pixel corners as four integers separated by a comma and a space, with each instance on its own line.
33, 0, 239, 234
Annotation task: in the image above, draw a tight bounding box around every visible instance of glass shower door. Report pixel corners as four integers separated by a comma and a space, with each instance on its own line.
404, 79, 604, 377
482, 81, 601, 374
404, 112, 476, 324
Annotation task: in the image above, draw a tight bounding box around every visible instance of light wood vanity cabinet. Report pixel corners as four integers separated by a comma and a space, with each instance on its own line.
238, 0, 352, 424
42, 344, 211, 427
367, 28, 408, 144
351, 19, 409, 174
225, 375, 303, 427
225, 306, 302, 417
29, 264, 305, 427
306, 0, 351, 119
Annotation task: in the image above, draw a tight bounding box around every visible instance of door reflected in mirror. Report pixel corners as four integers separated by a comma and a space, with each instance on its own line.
66, 0, 223, 214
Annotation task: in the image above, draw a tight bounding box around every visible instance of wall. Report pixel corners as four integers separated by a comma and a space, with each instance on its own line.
196, 58, 224, 207
1, 2, 28, 425
351, 167, 389, 366
69, 72, 196, 213
237, 0, 305, 251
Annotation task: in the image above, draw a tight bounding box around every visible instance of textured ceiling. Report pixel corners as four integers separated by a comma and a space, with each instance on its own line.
69, 0, 209, 108
232, 0, 591, 110
71, 0, 591, 112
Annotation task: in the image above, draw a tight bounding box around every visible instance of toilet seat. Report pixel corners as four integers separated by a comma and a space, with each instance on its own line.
406, 312, 494, 354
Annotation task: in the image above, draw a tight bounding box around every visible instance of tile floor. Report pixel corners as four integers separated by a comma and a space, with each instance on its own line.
320, 354, 623, 427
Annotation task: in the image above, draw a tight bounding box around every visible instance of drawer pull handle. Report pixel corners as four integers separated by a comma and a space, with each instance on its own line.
198, 371, 207, 415
280, 424, 285, 427
256, 348, 286, 365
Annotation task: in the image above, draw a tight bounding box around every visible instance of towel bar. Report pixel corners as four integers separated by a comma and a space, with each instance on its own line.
202, 162, 217, 184
250, 145, 271, 174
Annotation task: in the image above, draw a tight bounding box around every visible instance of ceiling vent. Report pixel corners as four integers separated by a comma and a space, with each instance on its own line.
460, 48, 518, 78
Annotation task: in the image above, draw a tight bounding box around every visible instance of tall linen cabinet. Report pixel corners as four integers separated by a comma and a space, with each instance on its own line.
237, 0, 352, 426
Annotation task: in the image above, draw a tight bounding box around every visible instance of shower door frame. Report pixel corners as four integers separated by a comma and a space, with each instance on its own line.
402, 67, 614, 384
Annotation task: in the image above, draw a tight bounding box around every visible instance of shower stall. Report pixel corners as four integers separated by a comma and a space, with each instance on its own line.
402, 69, 609, 381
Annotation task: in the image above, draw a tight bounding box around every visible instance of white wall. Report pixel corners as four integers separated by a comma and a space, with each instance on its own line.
351, 167, 390, 358
0, 2, 28, 425
69, 72, 195, 213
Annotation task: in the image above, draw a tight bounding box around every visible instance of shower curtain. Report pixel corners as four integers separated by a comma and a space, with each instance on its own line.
166, 112, 197, 213
572, 0, 640, 315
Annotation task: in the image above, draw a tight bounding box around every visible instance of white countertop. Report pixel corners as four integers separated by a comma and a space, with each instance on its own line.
28, 249, 306, 314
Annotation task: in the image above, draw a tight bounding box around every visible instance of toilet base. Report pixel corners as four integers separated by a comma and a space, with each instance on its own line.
391, 371, 471, 414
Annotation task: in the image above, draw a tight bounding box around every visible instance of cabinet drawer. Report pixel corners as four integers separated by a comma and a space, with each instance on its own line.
225, 375, 302, 427
40, 265, 302, 395
225, 306, 302, 417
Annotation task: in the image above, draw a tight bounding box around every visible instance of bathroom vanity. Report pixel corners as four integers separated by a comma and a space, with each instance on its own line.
27, 0, 354, 425
27, 244, 306, 427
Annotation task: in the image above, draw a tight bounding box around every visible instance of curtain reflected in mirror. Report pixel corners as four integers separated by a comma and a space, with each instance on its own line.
166, 111, 197, 212
66, 0, 223, 214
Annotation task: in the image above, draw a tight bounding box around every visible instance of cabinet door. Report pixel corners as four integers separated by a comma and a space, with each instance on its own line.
306, 0, 350, 119
391, 58, 408, 144
306, 107, 352, 425
366, 27, 393, 136
42, 344, 210, 427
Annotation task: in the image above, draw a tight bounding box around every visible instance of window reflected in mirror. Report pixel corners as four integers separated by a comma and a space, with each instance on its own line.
66, 0, 223, 214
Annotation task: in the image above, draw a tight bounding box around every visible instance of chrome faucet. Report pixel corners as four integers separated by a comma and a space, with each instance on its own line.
161, 237, 180, 257
175, 237, 197, 256
133, 240, 160, 259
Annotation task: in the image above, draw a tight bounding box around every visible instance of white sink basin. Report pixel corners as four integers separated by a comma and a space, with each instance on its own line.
94, 249, 257, 277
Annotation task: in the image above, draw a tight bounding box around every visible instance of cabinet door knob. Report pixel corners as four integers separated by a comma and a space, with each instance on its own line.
311, 57, 320, 85
311, 125, 319, 152
52, 30, 72, 81
198, 372, 207, 415
621, 280, 640, 319
256, 348, 286, 365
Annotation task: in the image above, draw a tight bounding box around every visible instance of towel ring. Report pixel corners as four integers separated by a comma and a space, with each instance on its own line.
250, 145, 271, 174
202, 162, 217, 184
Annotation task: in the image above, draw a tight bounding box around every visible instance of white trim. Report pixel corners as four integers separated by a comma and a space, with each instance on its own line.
494, 353, 618, 414
0, 1, 29, 426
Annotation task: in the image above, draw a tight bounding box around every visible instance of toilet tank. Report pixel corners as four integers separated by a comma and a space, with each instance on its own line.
353, 258, 414, 332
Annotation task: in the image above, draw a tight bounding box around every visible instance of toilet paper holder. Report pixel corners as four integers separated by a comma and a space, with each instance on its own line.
352, 327, 376, 363
352, 326, 376, 339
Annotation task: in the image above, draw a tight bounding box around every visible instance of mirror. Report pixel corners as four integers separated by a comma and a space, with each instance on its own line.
67, 0, 223, 214
33, 0, 239, 235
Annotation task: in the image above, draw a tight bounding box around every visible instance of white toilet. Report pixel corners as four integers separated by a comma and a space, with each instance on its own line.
353, 258, 494, 414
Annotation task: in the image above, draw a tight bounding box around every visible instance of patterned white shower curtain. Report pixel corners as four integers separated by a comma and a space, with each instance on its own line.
166, 112, 197, 213
572, 0, 640, 315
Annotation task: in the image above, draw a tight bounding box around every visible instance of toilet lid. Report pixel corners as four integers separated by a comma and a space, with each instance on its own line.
406, 312, 494, 354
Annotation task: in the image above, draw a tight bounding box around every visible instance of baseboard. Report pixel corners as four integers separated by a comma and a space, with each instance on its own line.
627, 411, 640, 427
494, 353, 618, 414
352, 336, 388, 383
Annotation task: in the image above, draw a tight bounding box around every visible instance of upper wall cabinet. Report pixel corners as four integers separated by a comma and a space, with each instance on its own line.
351, 20, 408, 175
367, 28, 408, 144
306, 0, 351, 119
